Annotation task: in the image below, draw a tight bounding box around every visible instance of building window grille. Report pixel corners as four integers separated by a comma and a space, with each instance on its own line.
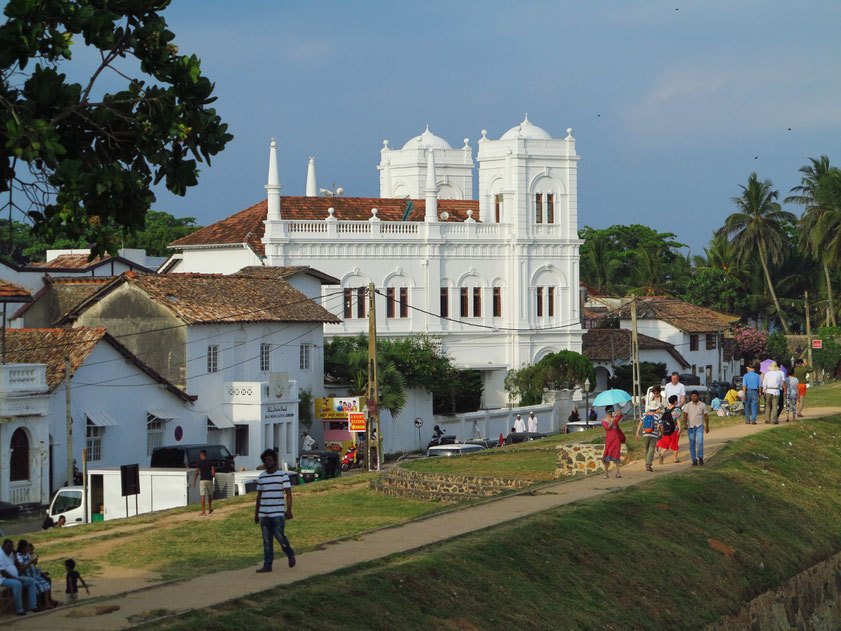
537, 287, 544, 317
86, 421, 104, 462
146, 416, 164, 456
343, 289, 353, 318
548, 287, 555, 317
706, 333, 717, 350
493, 287, 502, 318
535, 193, 543, 224
440, 288, 449, 318
472, 287, 481, 317
260, 343, 271, 372
690, 335, 699, 351
386, 288, 395, 318
460, 288, 468, 318
399, 287, 409, 318
495, 194, 503, 223
207, 345, 219, 373
547, 193, 555, 224
299, 343, 312, 371
357, 287, 366, 319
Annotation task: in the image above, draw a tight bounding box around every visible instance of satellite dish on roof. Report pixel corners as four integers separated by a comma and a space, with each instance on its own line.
439, 211, 449, 220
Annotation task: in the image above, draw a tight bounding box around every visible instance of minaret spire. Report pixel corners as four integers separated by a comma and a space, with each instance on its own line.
305, 157, 317, 197
266, 138, 282, 220
424, 149, 438, 222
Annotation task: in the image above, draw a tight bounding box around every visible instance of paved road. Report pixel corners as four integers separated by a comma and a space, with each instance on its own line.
7, 411, 836, 630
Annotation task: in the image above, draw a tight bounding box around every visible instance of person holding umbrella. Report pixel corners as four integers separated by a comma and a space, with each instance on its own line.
601, 405, 624, 479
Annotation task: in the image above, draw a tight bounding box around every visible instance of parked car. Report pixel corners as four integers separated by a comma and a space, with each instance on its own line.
150, 444, 236, 473
504, 431, 547, 445
464, 438, 499, 449
427, 443, 486, 457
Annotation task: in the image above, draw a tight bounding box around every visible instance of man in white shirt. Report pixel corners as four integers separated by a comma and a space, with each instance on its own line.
762, 363, 786, 424
664, 372, 687, 407
527, 412, 538, 433
513, 414, 526, 433
301, 432, 316, 452
0, 539, 37, 615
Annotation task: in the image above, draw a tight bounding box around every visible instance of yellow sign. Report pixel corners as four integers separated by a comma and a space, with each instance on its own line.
348, 412, 366, 433
316, 397, 361, 420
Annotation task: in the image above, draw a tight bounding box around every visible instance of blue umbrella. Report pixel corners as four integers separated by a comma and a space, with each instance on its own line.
592, 388, 632, 407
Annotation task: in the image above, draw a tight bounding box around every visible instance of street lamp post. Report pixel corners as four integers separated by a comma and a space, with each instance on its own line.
584, 377, 591, 428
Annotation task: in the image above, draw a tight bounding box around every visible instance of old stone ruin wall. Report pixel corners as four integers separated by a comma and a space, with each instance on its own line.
556, 442, 629, 477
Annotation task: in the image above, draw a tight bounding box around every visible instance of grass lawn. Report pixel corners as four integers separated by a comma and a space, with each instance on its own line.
805, 381, 841, 408
151, 415, 841, 631
24, 474, 456, 582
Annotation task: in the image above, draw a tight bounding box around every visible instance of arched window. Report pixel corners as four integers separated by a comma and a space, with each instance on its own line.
10, 428, 29, 482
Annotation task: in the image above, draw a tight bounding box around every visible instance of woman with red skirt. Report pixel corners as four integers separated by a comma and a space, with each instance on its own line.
601, 406, 624, 479
657, 395, 682, 464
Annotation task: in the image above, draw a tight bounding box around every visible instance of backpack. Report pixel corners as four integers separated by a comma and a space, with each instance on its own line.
642, 414, 657, 434
661, 408, 676, 435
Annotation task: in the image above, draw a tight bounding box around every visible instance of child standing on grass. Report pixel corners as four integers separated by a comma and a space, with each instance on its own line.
64, 559, 89, 602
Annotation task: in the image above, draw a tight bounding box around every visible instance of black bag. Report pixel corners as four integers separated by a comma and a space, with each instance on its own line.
661, 408, 676, 435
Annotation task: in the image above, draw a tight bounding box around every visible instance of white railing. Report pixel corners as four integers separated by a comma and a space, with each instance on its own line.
0, 364, 48, 395
337, 222, 372, 234
475, 224, 501, 237
381, 223, 419, 235
273, 220, 517, 242
433, 403, 557, 441
9, 481, 31, 505
287, 221, 328, 234
533, 224, 563, 237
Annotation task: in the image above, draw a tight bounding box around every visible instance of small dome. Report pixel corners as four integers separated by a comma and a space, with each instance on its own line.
401, 124, 453, 150
500, 114, 552, 140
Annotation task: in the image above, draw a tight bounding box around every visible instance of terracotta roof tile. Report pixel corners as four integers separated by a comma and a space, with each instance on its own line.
65, 272, 341, 325
583, 328, 690, 367
235, 265, 341, 285
10, 277, 111, 322
0, 279, 32, 301
28, 254, 110, 270
612, 297, 738, 334
170, 196, 480, 257
4, 327, 107, 388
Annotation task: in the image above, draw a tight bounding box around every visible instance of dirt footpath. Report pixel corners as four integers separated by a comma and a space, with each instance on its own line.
8, 409, 838, 630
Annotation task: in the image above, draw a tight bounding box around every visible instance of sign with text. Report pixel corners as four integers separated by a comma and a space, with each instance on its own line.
348, 411, 366, 433
316, 397, 361, 420
812, 339, 822, 349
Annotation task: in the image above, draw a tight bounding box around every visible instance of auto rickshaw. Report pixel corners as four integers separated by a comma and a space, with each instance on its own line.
298, 450, 341, 483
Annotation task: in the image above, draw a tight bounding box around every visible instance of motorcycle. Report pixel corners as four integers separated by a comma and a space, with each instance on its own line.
426, 426, 457, 449
340, 444, 364, 471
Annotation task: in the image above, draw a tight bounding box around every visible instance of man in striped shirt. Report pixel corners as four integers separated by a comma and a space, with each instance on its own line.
255, 449, 296, 572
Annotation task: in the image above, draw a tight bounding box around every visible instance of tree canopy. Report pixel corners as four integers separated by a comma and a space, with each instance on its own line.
0, 0, 232, 257
504, 351, 595, 406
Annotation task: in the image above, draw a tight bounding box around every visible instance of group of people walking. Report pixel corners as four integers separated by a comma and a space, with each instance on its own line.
742, 359, 811, 425
601, 372, 712, 477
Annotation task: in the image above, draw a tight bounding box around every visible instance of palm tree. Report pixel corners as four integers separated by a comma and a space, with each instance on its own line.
582, 232, 621, 294
631, 248, 666, 296
786, 156, 841, 326
693, 233, 749, 287
719, 173, 796, 333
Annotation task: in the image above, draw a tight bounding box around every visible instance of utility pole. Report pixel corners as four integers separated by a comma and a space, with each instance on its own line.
805, 291, 814, 385
630, 296, 642, 421
366, 283, 381, 471
64, 356, 73, 486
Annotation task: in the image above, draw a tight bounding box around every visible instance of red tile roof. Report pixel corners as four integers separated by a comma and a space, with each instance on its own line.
62, 272, 341, 325
170, 196, 480, 257
611, 297, 738, 334
235, 266, 341, 285
10, 276, 112, 322
5, 327, 193, 400
24, 253, 155, 273
583, 328, 690, 367
0, 279, 32, 301
5, 327, 108, 387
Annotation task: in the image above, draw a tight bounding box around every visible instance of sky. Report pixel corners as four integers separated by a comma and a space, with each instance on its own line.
62, 0, 841, 254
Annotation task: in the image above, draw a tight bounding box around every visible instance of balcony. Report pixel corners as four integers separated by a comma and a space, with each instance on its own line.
0, 363, 51, 418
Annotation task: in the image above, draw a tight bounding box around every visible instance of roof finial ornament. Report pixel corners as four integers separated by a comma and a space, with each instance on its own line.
566, 127, 574, 138
480, 129, 488, 140
425, 123, 430, 133
524, 113, 529, 123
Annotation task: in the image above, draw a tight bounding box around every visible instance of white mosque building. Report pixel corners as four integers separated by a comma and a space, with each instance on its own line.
168, 116, 585, 407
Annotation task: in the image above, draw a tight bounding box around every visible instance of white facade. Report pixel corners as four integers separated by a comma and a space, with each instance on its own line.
378, 126, 474, 200
185, 322, 325, 469
170, 116, 586, 409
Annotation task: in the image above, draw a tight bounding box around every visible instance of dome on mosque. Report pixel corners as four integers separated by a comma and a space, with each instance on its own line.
500, 114, 553, 140
401, 125, 453, 150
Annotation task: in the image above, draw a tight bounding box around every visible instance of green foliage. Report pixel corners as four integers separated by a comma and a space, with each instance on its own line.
813, 326, 841, 376
504, 351, 595, 406
765, 332, 789, 365
119, 210, 201, 256
681, 268, 749, 315
298, 388, 313, 430
608, 361, 667, 392
324, 334, 482, 416
0, 1, 232, 256
0, 218, 84, 261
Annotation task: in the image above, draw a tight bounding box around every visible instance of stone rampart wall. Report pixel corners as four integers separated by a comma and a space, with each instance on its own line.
370, 468, 535, 501
556, 442, 628, 477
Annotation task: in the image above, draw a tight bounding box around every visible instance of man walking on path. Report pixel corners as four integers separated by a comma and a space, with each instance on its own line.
514, 414, 526, 433
192, 450, 215, 516
683, 391, 709, 465
762, 362, 786, 424
664, 372, 687, 407
742, 364, 762, 425
636, 406, 661, 472
255, 449, 296, 573
0, 539, 37, 615
793, 358, 812, 417
527, 411, 538, 433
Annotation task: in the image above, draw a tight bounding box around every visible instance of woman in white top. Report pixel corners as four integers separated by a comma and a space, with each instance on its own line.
645, 385, 665, 412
